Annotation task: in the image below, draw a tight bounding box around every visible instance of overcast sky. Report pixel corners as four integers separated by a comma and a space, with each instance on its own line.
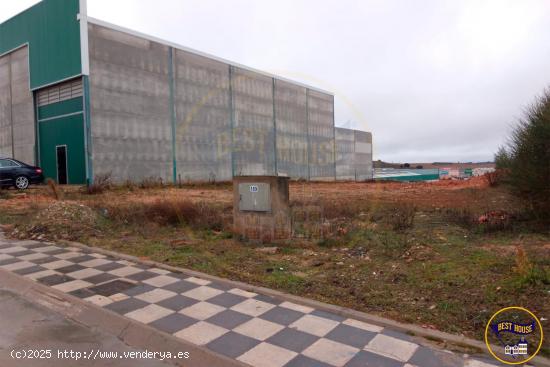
3, 1, 550, 162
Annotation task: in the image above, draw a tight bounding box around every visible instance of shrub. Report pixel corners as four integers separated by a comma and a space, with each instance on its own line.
477, 210, 513, 233
320, 199, 370, 220
483, 170, 501, 187
513, 246, 549, 286
446, 208, 516, 232
146, 200, 215, 227
497, 88, 550, 220
84, 173, 112, 194
100, 199, 226, 230
494, 146, 511, 170
388, 202, 416, 231
445, 207, 475, 228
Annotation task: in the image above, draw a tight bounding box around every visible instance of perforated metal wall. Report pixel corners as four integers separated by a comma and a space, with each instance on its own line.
0, 54, 11, 158
335, 127, 355, 180
0, 46, 35, 164
86, 23, 372, 183
174, 49, 232, 182
307, 90, 335, 181
231, 67, 276, 177
354, 130, 373, 181
274, 80, 308, 179
88, 23, 173, 182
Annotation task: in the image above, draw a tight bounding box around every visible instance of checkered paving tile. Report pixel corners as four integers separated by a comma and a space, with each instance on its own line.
0, 236, 499, 367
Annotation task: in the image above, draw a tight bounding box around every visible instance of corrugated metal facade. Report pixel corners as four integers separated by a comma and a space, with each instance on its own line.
0, 0, 82, 89
0, 0, 85, 182
37, 78, 86, 184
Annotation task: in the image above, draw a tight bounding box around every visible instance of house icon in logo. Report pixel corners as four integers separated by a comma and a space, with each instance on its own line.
504, 337, 528, 356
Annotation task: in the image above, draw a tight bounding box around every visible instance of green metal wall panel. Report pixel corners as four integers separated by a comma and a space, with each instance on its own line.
374, 169, 440, 182
38, 97, 83, 120
376, 174, 440, 182
39, 113, 86, 184
0, 0, 82, 90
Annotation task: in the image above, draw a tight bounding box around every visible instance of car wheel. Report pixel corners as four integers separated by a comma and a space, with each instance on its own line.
14, 176, 29, 190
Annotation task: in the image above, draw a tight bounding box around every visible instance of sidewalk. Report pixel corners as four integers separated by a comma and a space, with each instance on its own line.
0, 234, 501, 367
0, 288, 174, 367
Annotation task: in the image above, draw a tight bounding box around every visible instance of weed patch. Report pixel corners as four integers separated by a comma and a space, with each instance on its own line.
445, 207, 476, 228
0, 188, 11, 200
387, 202, 416, 231
84, 173, 113, 194
513, 246, 550, 286
97, 199, 228, 231
46, 179, 62, 200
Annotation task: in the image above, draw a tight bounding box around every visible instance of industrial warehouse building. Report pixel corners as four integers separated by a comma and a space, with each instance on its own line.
0, 0, 373, 184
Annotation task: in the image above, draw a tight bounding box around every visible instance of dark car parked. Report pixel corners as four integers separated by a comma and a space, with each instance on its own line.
0, 158, 44, 190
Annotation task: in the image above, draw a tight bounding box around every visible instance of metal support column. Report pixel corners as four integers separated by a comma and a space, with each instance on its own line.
272, 78, 278, 176
305, 88, 311, 181
229, 65, 235, 178
82, 75, 93, 185
332, 95, 337, 181
168, 47, 177, 184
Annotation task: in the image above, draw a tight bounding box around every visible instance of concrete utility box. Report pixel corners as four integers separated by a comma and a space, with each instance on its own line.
233, 176, 291, 242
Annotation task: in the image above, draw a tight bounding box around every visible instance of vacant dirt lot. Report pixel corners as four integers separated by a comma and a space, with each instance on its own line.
0, 178, 548, 356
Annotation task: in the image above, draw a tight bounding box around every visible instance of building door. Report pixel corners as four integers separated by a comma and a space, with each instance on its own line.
56, 145, 68, 184
37, 79, 86, 184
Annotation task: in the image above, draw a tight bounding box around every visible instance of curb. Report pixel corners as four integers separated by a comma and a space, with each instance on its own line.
0, 267, 247, 367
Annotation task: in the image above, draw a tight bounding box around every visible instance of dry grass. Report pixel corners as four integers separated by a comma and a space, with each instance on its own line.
0, 187, 11, 200
95, 199, 228, 230
84, 173, 113, 194
138, 177, 166, 189
46, 179, 62, 200
290, 196, 373, 240
444, 207, 476, 228
318, 199, 371, 220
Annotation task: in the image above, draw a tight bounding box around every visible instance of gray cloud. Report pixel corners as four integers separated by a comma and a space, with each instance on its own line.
3, 0, 550, 162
